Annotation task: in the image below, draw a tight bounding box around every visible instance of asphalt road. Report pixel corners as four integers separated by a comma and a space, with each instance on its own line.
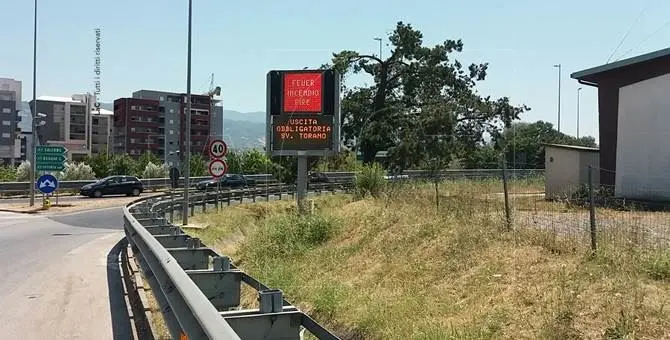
0, 207, 130, 340
0, 194, 127, 204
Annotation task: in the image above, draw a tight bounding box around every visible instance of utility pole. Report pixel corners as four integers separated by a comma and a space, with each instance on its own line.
29, 0, 38, 207
577, 87, 582, 138
553, 64, 562, 133
182, 0, 192, 225
374, 37, 382, 59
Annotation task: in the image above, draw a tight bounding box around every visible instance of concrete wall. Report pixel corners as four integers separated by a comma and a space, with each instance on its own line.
616, 73, 670, 200
545, 146, 600, 199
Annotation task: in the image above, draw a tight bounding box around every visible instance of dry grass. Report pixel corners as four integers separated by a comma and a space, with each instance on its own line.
189, 178, 670, 340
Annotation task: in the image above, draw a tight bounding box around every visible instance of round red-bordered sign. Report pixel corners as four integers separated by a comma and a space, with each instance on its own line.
208, 139, 228, 158
208, 159, 228, 178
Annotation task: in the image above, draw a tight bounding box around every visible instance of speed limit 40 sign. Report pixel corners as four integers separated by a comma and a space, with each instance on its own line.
208, 139, 228, 158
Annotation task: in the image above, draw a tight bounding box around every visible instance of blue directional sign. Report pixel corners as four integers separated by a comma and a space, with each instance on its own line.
36, 174, 59, 194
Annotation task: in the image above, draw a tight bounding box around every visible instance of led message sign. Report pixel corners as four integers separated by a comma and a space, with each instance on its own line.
282, 72, 322, 113
271, 114, 333, 151
266, 69, 341, 156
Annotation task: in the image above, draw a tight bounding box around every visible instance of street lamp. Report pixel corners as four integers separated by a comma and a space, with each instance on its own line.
577, 87, 582, 138
182, 0, 193, 225
373, 37, 382, 59
29, 0, 38, 207
553, 64, 562, 133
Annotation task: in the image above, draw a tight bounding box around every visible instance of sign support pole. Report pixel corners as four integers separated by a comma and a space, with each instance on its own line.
296, 155, 308, 214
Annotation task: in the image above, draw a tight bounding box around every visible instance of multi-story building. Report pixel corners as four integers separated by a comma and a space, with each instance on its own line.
0, 78, 23, 165
91, 108, 113, 155
113, 89, 222, 167
29, 93, 111, 162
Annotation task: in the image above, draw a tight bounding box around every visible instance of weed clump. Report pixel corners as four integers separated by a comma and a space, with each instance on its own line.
354, 163, 386, 198
241, 213, 341, 260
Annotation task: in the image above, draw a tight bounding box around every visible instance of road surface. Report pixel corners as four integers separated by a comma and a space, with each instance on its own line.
0, 206, 131, 340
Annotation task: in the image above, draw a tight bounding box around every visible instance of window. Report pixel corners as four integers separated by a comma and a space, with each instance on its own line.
1, 108, 10, 113
169, 130, 174, 135
1, 133, 9, 138
1, 121, 10, 126
169, 109, 175, 113
169, 119, 174, 124
159, 96, 165, 101
130, 127, 135, 132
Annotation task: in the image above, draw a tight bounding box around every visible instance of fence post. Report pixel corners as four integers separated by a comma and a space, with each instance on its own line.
502, 163, 512, 231
588, 165, 597, 253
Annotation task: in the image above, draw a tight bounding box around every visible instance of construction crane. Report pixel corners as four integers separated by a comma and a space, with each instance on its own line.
202, 73, 222, 153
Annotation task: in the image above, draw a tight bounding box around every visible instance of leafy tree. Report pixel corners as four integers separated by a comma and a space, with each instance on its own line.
324, 21, 529, 168
83, 151, 112, 178
314, 151, 362, 172
110, 154, 136, 176
500, 120, 597, 169
188, 153, 207, 177
460, 143, 500, 169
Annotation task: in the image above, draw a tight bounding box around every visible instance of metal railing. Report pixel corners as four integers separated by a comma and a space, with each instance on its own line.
124, 183, 347, 339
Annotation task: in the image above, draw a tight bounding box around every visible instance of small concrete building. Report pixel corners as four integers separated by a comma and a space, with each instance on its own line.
572, 47, 670, 201
544, 143, 600, 199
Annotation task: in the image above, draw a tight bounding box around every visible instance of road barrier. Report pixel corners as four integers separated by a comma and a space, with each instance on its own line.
124, 183, 347, 339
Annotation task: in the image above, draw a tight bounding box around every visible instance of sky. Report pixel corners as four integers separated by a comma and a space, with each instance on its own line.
2, 0, 670, 141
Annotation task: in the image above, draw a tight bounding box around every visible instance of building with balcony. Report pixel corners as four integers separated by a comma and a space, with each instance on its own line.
113, 90, 218, 167
0, 78, 23, 166
28, 93, 103, 162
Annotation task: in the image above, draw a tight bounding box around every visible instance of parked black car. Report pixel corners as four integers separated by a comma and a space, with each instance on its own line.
80, 175, 144, 198
308, 171, 332, 183
195, 174, 256, 191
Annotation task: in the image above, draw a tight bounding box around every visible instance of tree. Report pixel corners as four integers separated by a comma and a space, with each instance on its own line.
499, 120, 597, 169
83, 152, 112, 178
16, 161, 30, 182
142, 162, 169, 178
188, 153, 207, 177
324, 21, 529, 168
110, 154, 136, 176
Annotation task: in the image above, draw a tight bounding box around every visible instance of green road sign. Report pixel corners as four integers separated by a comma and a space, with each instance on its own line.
36, 145, 67, 155
36, 154, 66, 163
36, 163, 65, 171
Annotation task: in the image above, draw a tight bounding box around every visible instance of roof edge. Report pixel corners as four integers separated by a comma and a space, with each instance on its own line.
543, 143, 599, 152
571, 46, 670, 81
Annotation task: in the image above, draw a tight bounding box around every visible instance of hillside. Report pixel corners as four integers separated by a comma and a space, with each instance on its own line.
187, 180, 670, 340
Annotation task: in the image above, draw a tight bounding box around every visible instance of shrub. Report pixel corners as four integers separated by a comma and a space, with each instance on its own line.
16, 161, 31, 181
58, 162, 96, 180
142, 162, 169, 179
355, 163, 387, 198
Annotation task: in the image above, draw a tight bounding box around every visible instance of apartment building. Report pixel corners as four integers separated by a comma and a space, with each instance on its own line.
29, 93, 111, 161
0, 78, 22, 165
91, 108, 113, 155
112, 89, 222, 167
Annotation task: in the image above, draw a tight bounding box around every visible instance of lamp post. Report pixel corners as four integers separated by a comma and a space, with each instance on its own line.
374, 37, 382, 59
553, 64, 561, 133
29, 0, 38, 207
182, 0, 193, 225
577, 87, 582, 138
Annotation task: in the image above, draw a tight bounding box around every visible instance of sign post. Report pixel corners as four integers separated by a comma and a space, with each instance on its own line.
208, 139, 228, 209
266, 69, 341, 213
36, 145, 67, 172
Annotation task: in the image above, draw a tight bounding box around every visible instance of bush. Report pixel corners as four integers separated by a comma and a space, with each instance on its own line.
355, 163, 387, 198
142, 162, 169, 179
243, 214, 340, 260
16, 161, 31, 181
58, 162, 96, 181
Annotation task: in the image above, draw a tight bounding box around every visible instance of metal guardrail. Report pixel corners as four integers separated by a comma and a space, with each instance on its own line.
124, 183, 347, 339
0, 169, 543, 196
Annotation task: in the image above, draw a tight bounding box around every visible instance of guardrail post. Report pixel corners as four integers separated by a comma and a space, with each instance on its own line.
202, 193, 207, 213
252, 189, 256, 203
258, 289, 284, 314
227, 191, 231, 206
213, 256, 231, 271
190, 201, 194, 217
